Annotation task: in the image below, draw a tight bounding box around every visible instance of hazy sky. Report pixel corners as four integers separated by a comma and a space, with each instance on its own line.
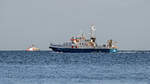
0, 0, 149, 50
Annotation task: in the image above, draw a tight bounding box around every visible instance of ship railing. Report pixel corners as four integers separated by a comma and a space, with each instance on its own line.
50, 43, 63, 47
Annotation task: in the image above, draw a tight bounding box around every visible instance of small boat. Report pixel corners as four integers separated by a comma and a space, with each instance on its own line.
49, 25, 118, 53
26, 44, 40, 51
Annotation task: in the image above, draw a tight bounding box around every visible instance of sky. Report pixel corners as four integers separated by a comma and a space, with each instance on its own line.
0, 0, 149, 50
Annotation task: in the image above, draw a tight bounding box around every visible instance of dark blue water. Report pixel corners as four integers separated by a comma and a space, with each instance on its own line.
0, 51, 150, 84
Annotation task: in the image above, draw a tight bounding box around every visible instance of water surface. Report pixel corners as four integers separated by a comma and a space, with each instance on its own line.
0, 51, 150, 84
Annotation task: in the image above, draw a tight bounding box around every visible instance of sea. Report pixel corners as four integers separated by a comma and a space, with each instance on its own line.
0, 51, 150, 84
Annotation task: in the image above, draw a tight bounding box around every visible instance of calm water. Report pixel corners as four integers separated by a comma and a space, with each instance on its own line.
0, 51, 150, 84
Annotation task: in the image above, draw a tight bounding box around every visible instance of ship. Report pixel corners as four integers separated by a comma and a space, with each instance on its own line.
49, 25, 118, 53
26, 44, 40, 51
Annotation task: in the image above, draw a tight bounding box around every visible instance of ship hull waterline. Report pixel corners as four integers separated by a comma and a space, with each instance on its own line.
49, 47, 117, 53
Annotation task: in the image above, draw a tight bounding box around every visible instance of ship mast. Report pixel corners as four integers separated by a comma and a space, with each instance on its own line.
90, 24, 96, 38
90, 24, 96, 43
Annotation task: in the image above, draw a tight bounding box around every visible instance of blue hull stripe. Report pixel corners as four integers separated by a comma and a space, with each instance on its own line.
50, 47, 117, 53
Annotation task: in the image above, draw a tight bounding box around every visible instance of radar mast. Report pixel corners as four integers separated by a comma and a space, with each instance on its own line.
90, 24, 96, 38
90, 24, 96, 43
